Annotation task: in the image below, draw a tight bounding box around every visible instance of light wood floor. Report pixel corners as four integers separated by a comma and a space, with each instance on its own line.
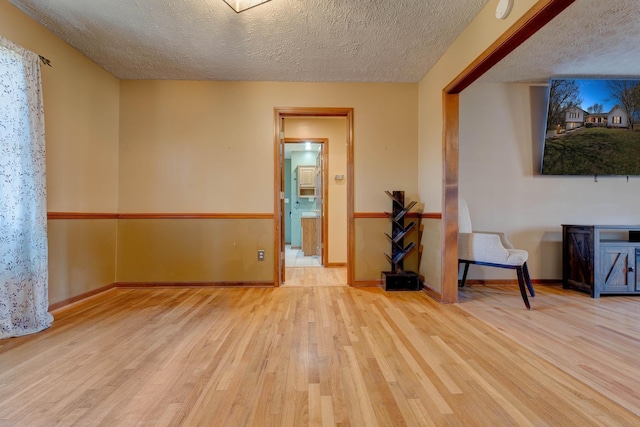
0, 286, 638, 426
458, 283, 640, 419
284, 267, 347, 287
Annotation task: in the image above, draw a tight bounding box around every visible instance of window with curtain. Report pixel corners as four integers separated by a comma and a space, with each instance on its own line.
0, 36, 52, 339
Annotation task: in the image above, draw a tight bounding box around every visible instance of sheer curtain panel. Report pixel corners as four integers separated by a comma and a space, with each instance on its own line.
0, 36, 52, 338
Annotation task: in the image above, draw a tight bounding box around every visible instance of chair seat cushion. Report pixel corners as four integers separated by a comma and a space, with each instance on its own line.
458, 232, 528, 266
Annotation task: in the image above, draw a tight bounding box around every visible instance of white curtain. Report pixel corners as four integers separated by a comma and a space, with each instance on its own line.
0, 36, 52, 338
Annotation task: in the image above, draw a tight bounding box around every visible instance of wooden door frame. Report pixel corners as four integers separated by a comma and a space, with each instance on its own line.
274, 108, 354, 287
440, 0, 575, 303
283, 138, 329, 265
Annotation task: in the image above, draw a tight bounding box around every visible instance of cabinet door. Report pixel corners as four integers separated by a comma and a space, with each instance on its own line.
599, 246, 636, 293
301, 218, 316, 256
298, 166, 316, 188
636, 249, 640, 292
563, 226, 594, 290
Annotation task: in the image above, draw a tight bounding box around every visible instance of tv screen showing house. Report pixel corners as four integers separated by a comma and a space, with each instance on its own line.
541, 78, 640, 175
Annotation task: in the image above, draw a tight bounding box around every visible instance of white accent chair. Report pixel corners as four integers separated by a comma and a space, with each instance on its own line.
458, 198, 535, 309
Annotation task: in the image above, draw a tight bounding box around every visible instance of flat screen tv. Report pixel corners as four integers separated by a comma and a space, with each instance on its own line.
541, 78, 640, 175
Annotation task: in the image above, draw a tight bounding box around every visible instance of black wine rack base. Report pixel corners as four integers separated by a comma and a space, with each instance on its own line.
382, 271, 421, 291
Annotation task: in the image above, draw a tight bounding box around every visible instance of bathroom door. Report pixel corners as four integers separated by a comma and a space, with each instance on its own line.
315, 148, 324, 264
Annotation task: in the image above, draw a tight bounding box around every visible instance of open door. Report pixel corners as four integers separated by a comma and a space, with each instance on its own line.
315, 146, 324, 265
279, 118, 286, 285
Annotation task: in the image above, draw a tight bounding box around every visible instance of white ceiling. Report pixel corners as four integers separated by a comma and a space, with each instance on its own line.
8, 0, 488, 82
9, 0, 640, 84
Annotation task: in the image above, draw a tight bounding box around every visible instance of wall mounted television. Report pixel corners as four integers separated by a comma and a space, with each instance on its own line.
541, 78, 640, 175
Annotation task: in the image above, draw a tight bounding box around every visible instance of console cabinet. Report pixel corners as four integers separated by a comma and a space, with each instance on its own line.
562, 224, 640, 297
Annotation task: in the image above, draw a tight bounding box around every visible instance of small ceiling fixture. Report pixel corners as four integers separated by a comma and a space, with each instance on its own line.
222, 0, 271, 13
495, 0, 514, 20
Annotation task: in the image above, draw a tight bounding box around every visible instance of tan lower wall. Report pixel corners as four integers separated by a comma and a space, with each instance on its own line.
48, 216, 431, 300
116, 219, 274, 283
48, 219, 117, 305
354, 218, 420, 282
420, 219, 442, 293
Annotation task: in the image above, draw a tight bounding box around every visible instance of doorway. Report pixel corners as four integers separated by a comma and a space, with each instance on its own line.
283, 139, 327, 271
274, 108, 354, 287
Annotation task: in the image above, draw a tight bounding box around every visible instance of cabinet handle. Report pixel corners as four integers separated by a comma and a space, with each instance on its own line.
629, 266, 635, 273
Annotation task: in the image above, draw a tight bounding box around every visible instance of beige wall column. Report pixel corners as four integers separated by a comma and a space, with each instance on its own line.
0, 0, 120, 306
418, 0, 568, 299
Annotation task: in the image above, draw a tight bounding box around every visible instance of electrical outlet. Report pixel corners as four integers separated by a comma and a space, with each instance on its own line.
257, 250, 265, 261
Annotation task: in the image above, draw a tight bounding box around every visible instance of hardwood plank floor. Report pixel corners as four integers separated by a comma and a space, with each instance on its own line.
0, 286, 638, 426
284, 267, 347, 287
458, 283, 640, 419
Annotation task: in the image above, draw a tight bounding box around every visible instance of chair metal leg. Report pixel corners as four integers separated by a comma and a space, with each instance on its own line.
523, 262, 535, 297
516, 266, 531, 310
459, 261, 470, 287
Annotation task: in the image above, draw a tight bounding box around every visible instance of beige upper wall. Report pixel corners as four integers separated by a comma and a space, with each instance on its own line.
118, 80, 418, 214
1, 1, 120, 304
2, 0, 416, 216
284, 117, 347, 264
0, 0, 120, 212
417, 0, 539, 211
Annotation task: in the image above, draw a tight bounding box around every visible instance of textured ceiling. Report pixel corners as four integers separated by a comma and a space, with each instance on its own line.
8, 0, 488, 82
481, 0, 640, 83
12, 0, 640, 84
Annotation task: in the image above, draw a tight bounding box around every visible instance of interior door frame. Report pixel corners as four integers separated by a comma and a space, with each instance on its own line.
274, 108, 354, 287
283, 138, 329, 265
440, 0, 575, 302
